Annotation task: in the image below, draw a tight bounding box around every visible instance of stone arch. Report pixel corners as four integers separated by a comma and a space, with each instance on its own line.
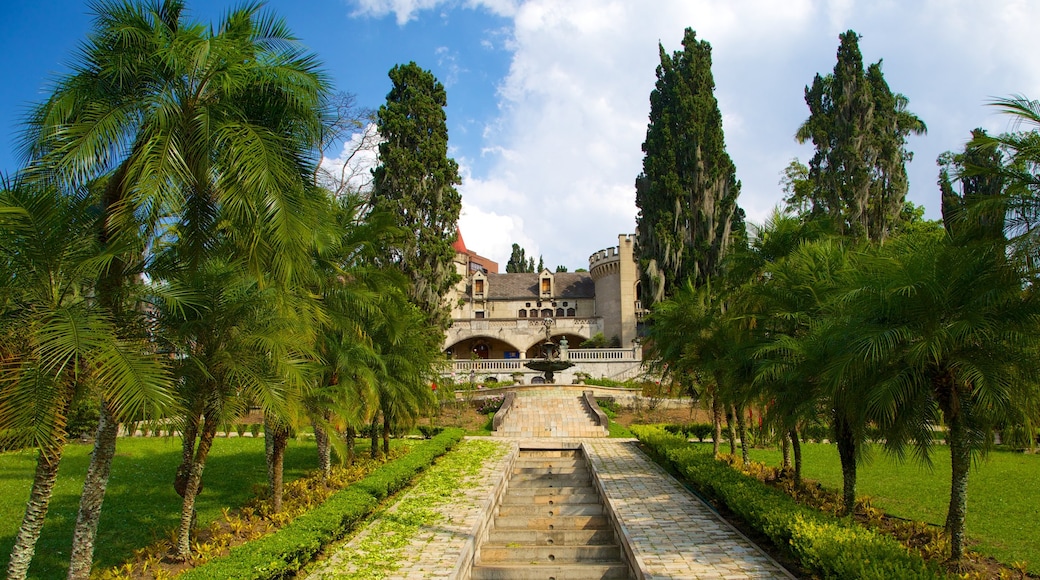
445, 335, 522, 360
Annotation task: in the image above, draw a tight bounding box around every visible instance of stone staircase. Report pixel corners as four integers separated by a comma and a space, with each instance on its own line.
494, 389, 608, 438
471, 448, 632, 580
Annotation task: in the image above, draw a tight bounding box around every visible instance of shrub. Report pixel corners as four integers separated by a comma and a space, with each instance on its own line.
179, 428, 464, 580
687, 422, 713, 442
417, 425, 443, 439
474, 396, 504, 414
631, 425, 946, 580
235, 424, 247, 437
250, 424, 261, 438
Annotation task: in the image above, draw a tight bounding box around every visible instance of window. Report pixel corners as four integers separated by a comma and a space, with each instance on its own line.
525, 302, 531, 307
518, 309, 527, 318
556, 308, 564, 317
566, 308, 575, 317
530, 309, 539, 317
474, 279, 484, 294
541, 279, 551, 294
563, 301, 568, 306
474, 311, 485, 319
541, 308, 553, 318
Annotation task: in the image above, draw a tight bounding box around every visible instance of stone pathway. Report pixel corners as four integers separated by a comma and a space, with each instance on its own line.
494, 387, 608, 438
585, 439, 794, 580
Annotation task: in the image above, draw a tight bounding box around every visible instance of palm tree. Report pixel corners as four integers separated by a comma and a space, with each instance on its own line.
20, 2, 329, 573
154, 255, 314, 558
838, 229, 1040, 561
0, 179, 170, 580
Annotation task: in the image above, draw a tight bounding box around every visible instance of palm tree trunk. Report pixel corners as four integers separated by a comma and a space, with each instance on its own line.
790, 427, 803, 486
314, 415, 331, 478
7, 446, 63, 580
737, 404, 749, 465
834, 413, 857, 516
174, 412, 200, 499
370, 417, 380, 460
382, 412, 391, 457
67, 400, 118, 580
345, 426, 356, 466
726, 404, 737, 456
945, 410, 971, 561
173, 418, 218, 560
781, 432, 792, 473
263, 415, 289, 514
711, 389, 722, 458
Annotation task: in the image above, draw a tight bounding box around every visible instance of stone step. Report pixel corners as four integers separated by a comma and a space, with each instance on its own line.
487, 529, 616, 546
497, 503, 604, 517
504, 485, 594, 497
501, 492, 601, 505
480, 544, 622, 564
512, 461, 584, 470
493, 514, 610, 530
512, 466, 589, 476
515, 450, 582, 459
508, 473, 589, 486
470, 563, 631, 580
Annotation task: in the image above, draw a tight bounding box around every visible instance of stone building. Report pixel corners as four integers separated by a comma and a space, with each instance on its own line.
443, 232, 646, 383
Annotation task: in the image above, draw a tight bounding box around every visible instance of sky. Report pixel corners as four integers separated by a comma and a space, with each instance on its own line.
3, 1, 1040, 270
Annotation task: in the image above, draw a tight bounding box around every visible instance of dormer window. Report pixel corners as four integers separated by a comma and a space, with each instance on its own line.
472, 271, 487, 299
539, 270, 554, 298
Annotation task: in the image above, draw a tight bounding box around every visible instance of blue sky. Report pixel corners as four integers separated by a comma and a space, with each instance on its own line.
3, 1, 1040, 270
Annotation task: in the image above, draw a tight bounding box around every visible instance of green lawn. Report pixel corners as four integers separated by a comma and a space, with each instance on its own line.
0, 435, 318, 579
740, 442, 1040, 573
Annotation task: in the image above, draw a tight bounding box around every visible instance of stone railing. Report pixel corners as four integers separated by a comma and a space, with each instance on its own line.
451, 359, 525, 372
568, 348, 641, 361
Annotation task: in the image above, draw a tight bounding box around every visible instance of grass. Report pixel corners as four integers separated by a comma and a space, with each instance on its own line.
0, 435, 324, 579
735, 441, 1040, 574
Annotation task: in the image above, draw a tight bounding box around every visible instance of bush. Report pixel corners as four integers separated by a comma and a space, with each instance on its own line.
687, 423, 713, 442
250, 424, 261, 438
631, 425, 946, 580
66, 399, 101, 438
417, 425, 443, 439
474, 396, 504, 414
180, 428, 464, 580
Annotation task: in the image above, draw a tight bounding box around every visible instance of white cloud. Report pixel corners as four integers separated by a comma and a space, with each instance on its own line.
353, 0, 1040, 268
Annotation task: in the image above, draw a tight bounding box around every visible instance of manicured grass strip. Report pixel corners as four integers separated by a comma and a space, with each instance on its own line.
312, 438, 507, 578
740, 442, 1040, 574
0, 436, 318, 580
632, 425, 948, 580
179, 428, 465, 580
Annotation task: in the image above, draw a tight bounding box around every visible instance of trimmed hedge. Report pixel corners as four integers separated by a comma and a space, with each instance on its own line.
180, 428, 465, 580
632, 425, 947, 580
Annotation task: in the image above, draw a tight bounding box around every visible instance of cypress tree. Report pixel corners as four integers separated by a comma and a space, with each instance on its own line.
796, 30, 925, 242
371, 62, 462, 327
635, 28, 742, 305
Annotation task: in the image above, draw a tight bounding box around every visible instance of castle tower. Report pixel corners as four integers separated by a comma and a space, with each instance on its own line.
589, 234, 639, 347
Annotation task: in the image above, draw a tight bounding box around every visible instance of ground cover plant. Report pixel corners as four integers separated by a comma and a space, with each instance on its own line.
0, 436, 318, 579
305, 437, 508, 578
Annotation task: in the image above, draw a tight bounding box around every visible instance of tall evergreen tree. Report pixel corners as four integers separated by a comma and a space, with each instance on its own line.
635, 28, 742, 305
795, 30, 926, 242
371, 62, 461, 327
505, 243, 533, 273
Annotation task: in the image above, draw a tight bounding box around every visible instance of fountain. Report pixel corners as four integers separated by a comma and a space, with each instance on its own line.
523, 317, 575, 383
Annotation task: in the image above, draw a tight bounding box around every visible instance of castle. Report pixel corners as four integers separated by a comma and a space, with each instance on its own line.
443, 231, 646, 384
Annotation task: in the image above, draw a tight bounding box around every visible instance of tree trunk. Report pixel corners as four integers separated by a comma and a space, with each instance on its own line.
264, 415, 289, 514
790, 427, 803, 486
726, 404, 737, 456
7, 446, 64, 580
945, 410, 971, 562
781, 432, 792, 473
172, 418, 218, 560
345, 426, 356, 466
67, 400, 119, 580
174, 412, 200, 499
370, 417, 380, 460
382, 413, 391, 457
737, 404, 749, 465
834, 413, 857, 516
314, 415, 331, 478
711, 390, 723, 458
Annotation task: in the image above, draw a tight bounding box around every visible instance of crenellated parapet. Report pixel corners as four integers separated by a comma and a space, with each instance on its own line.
589, 246, 621, 281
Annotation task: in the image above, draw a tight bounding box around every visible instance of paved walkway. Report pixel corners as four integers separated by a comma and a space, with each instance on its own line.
308, 437, 793, 579
586, 439, 793, 579
495, 388, 607, 438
